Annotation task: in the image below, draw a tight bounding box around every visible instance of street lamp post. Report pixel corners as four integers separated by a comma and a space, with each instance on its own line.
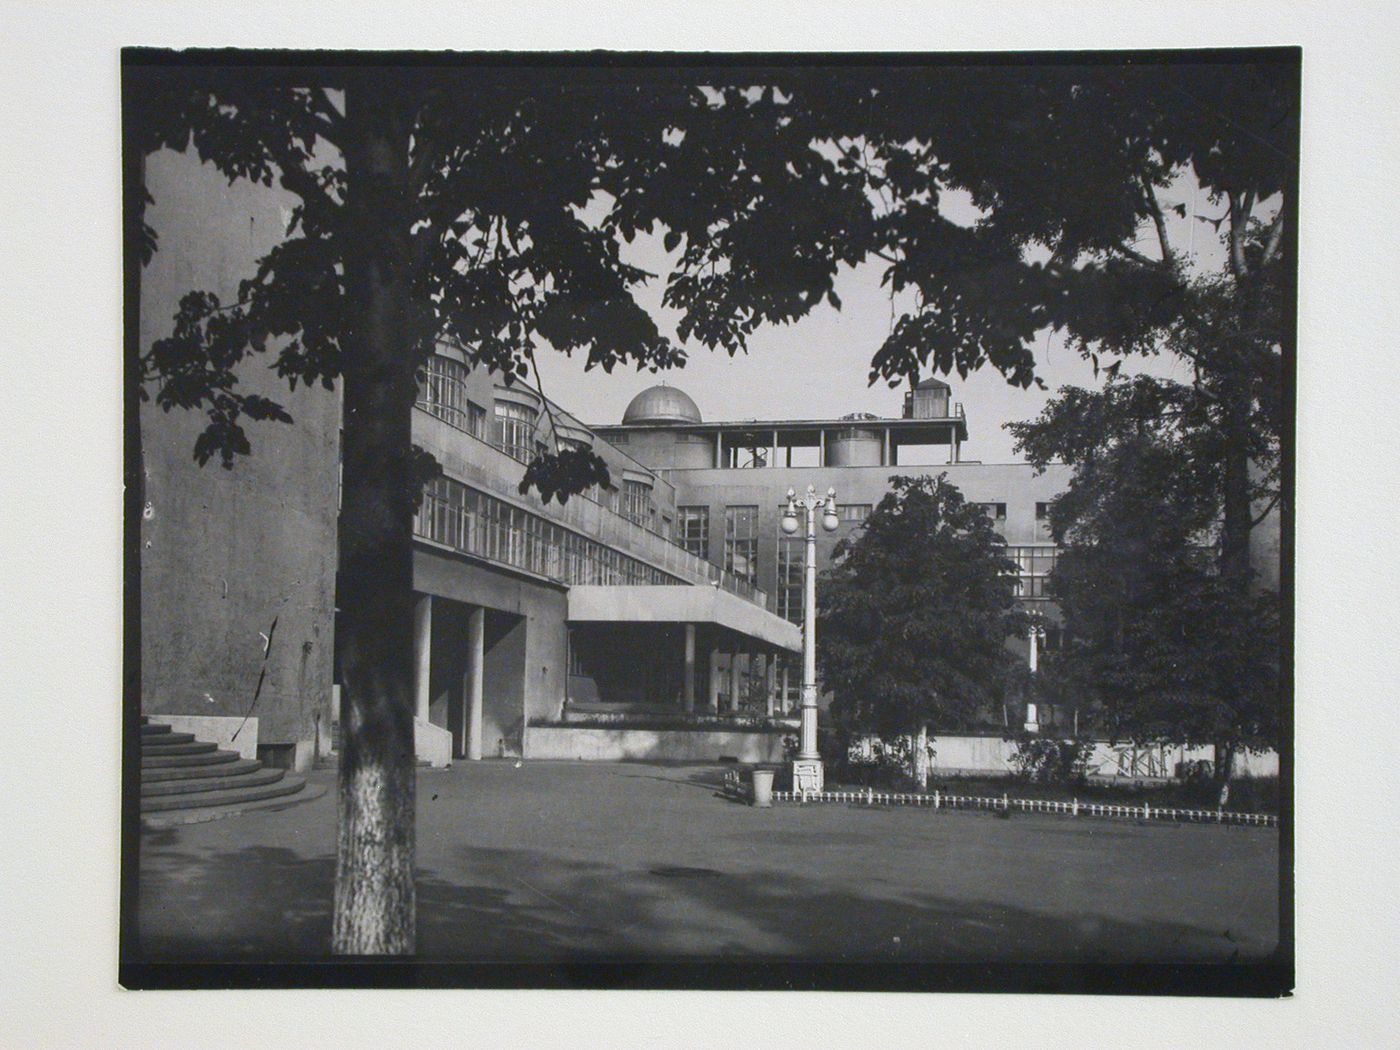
781, 485, 839, 795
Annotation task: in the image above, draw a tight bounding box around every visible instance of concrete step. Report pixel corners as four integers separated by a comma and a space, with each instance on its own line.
139, 739, 215, 756
141, 776, 326, 829
142, 758, 263, 782
142, 748, 242, 770
140, 774, 306, 813
141, 767, 286, 797
140, 732, 198, 748
140, 723, 171, 736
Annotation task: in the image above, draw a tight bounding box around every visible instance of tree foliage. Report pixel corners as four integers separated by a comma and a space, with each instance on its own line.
1011, 379, 1283, 775
817, 475, 1028, 736
129, 53, 1297, 950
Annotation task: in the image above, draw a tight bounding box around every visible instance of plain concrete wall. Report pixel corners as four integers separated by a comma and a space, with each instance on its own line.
157, 715, 258, 762
414, 718, 453, 769
139, 148, 340, 755
525, 725, 788, 763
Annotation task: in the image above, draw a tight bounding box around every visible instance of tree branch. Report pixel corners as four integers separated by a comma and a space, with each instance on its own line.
1110, 243, 1169, 270
1260, 202, 1286, 267
1140, 175, 1176, 269
311, 86, 346, 139
1228, 190, 1255, 279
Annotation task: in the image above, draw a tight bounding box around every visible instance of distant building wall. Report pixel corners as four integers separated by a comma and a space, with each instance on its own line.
651, 460, 1072, 604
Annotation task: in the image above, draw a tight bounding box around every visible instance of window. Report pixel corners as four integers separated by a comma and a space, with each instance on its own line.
416, 355, 488, 439
838, 504, 872, 523
494, 402, 536, 462
1035, 502, 1051, 520
1005, 545, 1059, 599
978, 502, 1007, 520
414, 475, 685, 588
725, 506, 759, 583
622, 479, 652, 526
677, 506, 709, 559
777, 538, 804, 624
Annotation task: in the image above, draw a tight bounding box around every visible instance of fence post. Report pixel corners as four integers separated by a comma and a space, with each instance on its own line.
934, 789, 941, 811
1003, 792, 1009, 814
1072, 798, 1079, 818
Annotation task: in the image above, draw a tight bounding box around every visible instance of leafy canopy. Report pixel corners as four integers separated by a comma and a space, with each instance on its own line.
817, 474, 1028, 736
1012, 379, 1282, 761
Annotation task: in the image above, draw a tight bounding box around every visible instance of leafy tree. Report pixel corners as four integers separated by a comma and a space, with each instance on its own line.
129, 58, 880, 955
849, 56, 1296, 584
817, 475, 1028, 741
129, 53, 1297, 951
1010, 377, 1282, 779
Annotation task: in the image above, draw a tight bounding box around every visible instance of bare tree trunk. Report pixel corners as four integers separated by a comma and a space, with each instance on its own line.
1219, 366, 1254, 587
331, 85, 419, 955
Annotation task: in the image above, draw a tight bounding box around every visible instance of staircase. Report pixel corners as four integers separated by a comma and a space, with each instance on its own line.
140, 716, 308, 824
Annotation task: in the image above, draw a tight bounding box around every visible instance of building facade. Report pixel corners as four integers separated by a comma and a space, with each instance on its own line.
137, 148, 1073, 771
595, 379, 1074, 715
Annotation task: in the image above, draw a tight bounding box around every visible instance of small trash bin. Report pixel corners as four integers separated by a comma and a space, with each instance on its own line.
751, 768, 775, 808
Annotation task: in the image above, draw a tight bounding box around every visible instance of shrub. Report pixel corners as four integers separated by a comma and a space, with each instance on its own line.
1009, 734, 1094, 785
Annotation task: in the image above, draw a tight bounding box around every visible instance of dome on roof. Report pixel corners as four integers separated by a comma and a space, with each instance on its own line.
915, 376, 951, 391
622, 384, 702, 425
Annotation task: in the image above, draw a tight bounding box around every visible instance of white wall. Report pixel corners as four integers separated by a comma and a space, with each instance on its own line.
525, 725, 787, 763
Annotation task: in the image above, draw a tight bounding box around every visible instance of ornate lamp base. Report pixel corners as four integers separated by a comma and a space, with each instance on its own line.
791, 758, 824, 796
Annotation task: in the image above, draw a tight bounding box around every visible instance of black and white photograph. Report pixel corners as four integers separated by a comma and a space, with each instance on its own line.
5, 1, 1399, 1045
117, 46, 1294, 991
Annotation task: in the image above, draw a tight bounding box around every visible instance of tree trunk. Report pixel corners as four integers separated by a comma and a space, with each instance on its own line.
331, 84, 419, 956
1214, 739, 1237, 785
1219, 364, 1254, 588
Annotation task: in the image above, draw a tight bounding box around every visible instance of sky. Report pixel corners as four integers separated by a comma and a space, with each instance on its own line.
536, 175, 1217, 464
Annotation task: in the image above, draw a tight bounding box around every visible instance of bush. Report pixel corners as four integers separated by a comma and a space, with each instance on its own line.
1008, 734, 1094, 785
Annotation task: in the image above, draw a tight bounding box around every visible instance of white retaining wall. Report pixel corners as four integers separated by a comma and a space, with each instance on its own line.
525, 725, 787, 763
867, 734, 1278, 779
157, 714, 258, 761
415, 718, 454, 769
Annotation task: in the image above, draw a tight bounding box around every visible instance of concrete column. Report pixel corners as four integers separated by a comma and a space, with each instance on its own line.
771, 430, 778, 469
466, 605, 485, 760
714, 431, 723, 469
683, 624, 696, 713
780, 662, 791, 714
764, 653, 776, 717
413, 593, 433, 723
882, 427, 891, 467
708, 646, 721, 713
818, 429, 826, 467
729, 651, 743, 713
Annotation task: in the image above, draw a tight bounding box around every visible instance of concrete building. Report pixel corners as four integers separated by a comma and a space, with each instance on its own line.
138, 150, 800, 772
595, 378, 1073, 715
137, 149, 1071, 772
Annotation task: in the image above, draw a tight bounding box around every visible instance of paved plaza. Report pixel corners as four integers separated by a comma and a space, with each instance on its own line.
136, 761, 1280, 964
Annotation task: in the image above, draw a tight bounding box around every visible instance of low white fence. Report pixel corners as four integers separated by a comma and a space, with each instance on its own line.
768, 787, 1277, 828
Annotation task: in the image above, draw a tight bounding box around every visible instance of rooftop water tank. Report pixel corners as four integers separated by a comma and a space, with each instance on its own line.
904, 377, 951, 419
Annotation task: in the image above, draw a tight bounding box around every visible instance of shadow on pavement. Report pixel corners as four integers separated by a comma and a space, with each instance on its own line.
135, 838, 1272, 965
